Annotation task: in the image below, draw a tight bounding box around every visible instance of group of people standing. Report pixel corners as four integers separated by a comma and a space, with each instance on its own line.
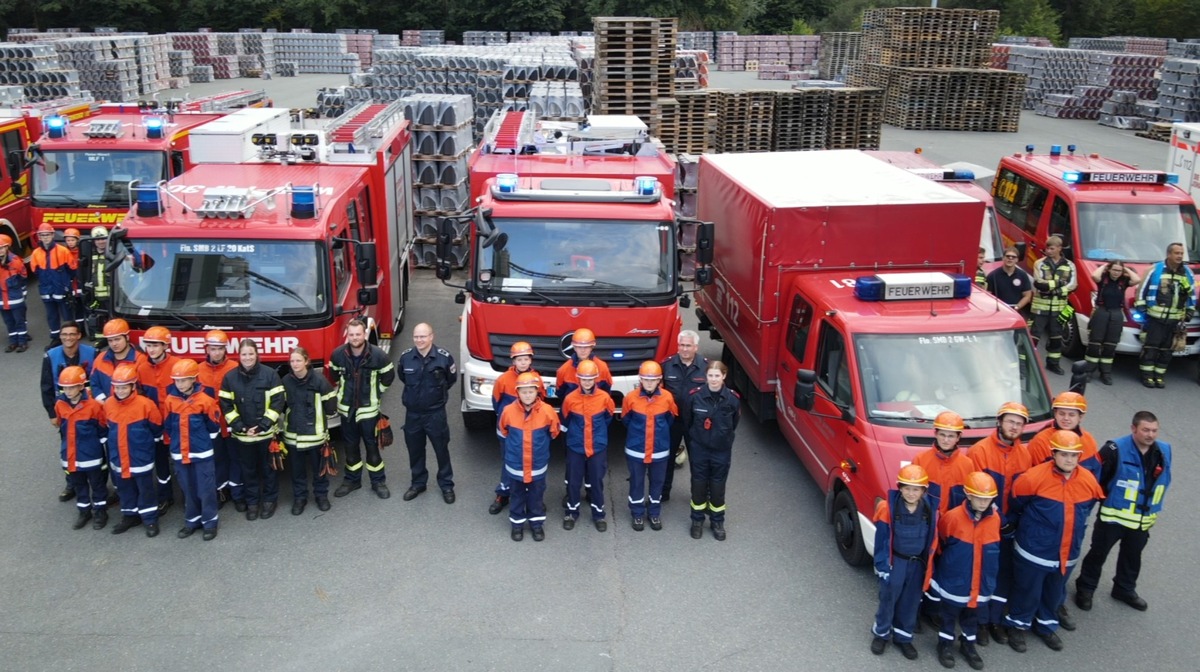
486, 328, 741, 542
978, 238, 1195, 387
1, 224, 114, 354
870, 397, 1171, 669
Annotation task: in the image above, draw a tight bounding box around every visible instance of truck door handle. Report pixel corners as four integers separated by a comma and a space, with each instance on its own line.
781, 361, 791, 372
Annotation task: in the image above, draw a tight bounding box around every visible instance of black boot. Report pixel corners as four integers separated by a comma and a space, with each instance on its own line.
111, 516, 141, 534
91, 509, 108, 530
72, 510, 92, 530
959, 637, 984, 670
937, 639, 956, 668
1045, 358, 1064, 375
711, 520, 726, 541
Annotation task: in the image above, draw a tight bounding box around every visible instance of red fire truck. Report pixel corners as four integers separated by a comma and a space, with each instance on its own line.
992, 144, 1200, 355
108, 102, 414, 369
17, 90, 272, 238
440, 110, 709, 428
695, 151, 1053, 565
0, 96, 99, 251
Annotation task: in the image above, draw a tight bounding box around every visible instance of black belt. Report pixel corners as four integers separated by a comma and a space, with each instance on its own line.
894, 552, 925, 563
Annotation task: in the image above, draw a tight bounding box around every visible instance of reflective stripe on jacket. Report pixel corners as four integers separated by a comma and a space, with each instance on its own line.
621, 386, 678, 462
163, 386, 221, 463
1099, 435, 1170, 531
1009, 461, 1104, 574
56, 393, 107, 471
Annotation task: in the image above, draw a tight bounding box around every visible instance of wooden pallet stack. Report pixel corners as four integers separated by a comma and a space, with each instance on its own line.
818, 32, 861, 81
824, 87, 883, 149
592, 17, 676, 134
715, 90, 775, 153
847, 7, 1024, 132
771, 89, 829, 151
658, 89, 716, 154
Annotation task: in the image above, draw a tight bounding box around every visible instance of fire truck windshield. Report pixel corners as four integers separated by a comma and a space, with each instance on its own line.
111, 240, 328, 321
31, 150, 166, 207
476, 218, 674, 296
1076, 202, 1200, 263
858, 329, 1051, 427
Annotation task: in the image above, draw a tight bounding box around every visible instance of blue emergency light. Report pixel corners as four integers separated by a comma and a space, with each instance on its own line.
1062, 171, 1083, 184
144, 117, 164, 139
46, 116, 67, 139
1050, 144, 1062, 156
290, 186, 316, 219
496, 173, 519, 193
854, 273, 973, 302
611, 352, 625, 359
1130, 308, 1146, 325
634, 176, 659, 196
135, 184, 162, 217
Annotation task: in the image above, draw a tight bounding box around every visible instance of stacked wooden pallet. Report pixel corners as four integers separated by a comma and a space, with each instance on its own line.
657, 90, 716, 154
771, 89, 829, 151
825, 87, 883, 149
715, 90, 775, 153
591, 17, 676, 134
818, 32, 861, 81
847, 7, 1022, 132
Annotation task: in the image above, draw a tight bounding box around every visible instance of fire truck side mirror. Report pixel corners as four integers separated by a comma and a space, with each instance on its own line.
357, 287, 378, 306
435, 219, 454, 281
355, 242, 378, 286
694, 267, 713, 286
6, 151, 23, 181
1068, 360, 1089, 395
794, 370, 817, 411
1015, 241, 1027, 260
696, 221, 715, 265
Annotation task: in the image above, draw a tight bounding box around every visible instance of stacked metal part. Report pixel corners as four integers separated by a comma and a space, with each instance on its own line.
404, 93, 474, 269
0, 43, 83, 101
1156, 58, 1200, 123
272, 32, 360, 74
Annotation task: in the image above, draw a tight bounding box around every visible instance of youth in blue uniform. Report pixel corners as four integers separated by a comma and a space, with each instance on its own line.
871, 464, 938, 661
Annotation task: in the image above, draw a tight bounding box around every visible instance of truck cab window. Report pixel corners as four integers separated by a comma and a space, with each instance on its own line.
1021, 184, 1048, 236
0, 129, 22, 180
817, 323, 852, 407
786, 295, 812, 362
331, 241, 350, 301
170, 150, 185, 178
1049, 196, 1072, 257
347, 201, 361, 241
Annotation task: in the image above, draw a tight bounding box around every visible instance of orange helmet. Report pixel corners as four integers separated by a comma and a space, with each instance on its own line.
963, 471, 998, 498
111, 363, 140, 386
0, 233, 11, 247
1049, 429, 1084, 453
996, 401, 1029, 422
37, 223, 54, 234
897, 463, 929, 488
571, 328, 596, 347
171, 359, 200, 379
933, 411, 965, 432
57, 365, 88, 387
142, 326, 171, 344
204, 329, 230, 347
64, 228, 80, 239
102, 318, 130, 338
509, 341, 534, 358
515, 372, 541, 389
638, 360, 663, 378
1052, 391, 1087, 414
576, 359, 600, 379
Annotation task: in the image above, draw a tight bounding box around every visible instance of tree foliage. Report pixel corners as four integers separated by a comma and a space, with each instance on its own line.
0, 0, 1197, 41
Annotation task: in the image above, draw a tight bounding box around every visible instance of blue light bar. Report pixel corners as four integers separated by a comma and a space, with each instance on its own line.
854, 272, 970, 302
951, 169, 975, 180
1062, 171, 1083, 184
496, 173, 518, 193
144, 117, 164, 139
1167, 173, 1180, 184
951, 274, 973, 299
634, 176, 658, 196
1025, 144, 1035, 153
46, 115, 67, 139
135, 185, 161, 217
853, 276, 886, 301
290, 186, 316, 219
1067, 144, 1077, 153
1050, 144, 1062, 156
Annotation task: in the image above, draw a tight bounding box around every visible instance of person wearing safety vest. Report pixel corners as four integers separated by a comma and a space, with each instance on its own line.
42, 323, 97, 503
136, 325, 181, 513
163, 359, 221, 541
331, 317, 396, 500
28, 223, 77, 348
90, 319, 147, 402
0, 233, 29, 352
560, 358, 615, 532
219, 339, 285, 521
870, 464, 937, 661
489, 341, 546, 516
498, 372, 561, 542
54, 365, 108, 531
974, 247, 987, 289
196, 330, 240, 510
930, 471, 1001, 671
282, 346, 337, 516
1003, 430, 1103, 654
622, 360, 678, 532
1075, 410, 1171, 613
104, 362, 164, 537
79, 226, 112, 347
1135, 242, 1195, 388
1029, 235, 1077, 375
681, 360, 740, 542
966, 401, 1034, 646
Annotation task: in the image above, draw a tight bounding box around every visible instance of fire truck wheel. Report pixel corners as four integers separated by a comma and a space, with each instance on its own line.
832, 489, 869, 567
462, 410, 497, 432
1060, 317, 1084, 359
0, 220, 21, 256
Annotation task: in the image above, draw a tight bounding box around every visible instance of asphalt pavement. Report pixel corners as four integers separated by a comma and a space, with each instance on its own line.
0, 75, 1195, 670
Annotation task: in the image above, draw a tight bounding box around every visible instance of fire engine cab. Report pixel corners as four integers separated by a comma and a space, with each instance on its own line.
993, 145, 1200, 355
109, 102, 414, 369
695, 151, 1053, 566
439, 110, 711, 428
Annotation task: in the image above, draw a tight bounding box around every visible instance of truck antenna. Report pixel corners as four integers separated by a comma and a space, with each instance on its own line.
929, 301, 937, 317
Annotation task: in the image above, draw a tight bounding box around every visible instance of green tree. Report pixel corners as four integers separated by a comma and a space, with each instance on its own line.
1130, 0, 1200, 38
1001, 0, 1063, 43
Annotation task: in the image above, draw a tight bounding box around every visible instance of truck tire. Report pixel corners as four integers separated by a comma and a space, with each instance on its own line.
1060, 313, 1085, 359
832, 489, 870, 567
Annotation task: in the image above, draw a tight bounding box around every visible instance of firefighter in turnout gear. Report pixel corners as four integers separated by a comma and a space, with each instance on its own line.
1030, 235, 1077, 375
218, 339, 285, 521
870, 464, 938, 661
681, 361, 740, 541
79, 226, 112, 346
330, 318, 396, 499
282, 346, 338, 515
1135, 243, 1195, 388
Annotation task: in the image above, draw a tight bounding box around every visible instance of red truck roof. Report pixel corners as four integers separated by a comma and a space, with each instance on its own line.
999, 151, 1192, 204
38, 112, 225, 145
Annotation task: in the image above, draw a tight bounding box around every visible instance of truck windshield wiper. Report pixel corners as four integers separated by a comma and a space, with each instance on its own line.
246, 270, 306, 305
245, 311, 298, 329
160, 310, 204, 331
34, 193, 89, 206
558, 277, 650, 306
